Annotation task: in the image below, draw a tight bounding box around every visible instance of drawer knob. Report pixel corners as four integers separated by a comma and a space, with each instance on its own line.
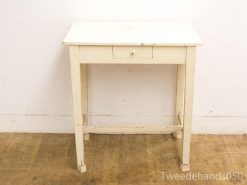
130, 51, 135, 56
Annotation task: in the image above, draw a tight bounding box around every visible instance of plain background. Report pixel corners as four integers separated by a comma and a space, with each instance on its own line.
0, 0, 247, 133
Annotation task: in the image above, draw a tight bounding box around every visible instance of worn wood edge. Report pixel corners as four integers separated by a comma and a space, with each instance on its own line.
173, 131, 183, 139
78, 59, 185, 64
178, 113, 183, 126
83, 125, 182, 134
180, 163, 190, 172
81, 66, 88, 125
83, 133, 90, 141
63, 42, 202, 46
77, 164, 87, 173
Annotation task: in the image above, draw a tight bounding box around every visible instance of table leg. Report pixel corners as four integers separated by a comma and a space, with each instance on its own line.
81, 64, 89, 140
174, 64, 185, 139
181, 47, 196, 172
69, 46, 86, 173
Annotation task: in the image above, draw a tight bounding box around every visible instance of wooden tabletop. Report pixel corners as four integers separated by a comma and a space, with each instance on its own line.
63, 21, 202, 46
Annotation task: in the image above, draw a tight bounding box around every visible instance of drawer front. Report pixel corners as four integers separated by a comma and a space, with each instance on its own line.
153, 47, 186, 63
79, 46, 113, 60
113, 46, 152, 59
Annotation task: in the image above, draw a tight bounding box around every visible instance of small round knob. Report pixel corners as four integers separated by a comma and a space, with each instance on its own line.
130, 51, 135, 56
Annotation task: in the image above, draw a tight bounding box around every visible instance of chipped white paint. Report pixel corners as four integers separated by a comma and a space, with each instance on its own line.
65, 21, 200, 172
63, 21, 202, 46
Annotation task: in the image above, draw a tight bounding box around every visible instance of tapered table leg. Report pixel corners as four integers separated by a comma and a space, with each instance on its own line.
81, 64, 89, 141
181, 47, 196, 172
174, 64, 185, 139
69, 46, 86, 173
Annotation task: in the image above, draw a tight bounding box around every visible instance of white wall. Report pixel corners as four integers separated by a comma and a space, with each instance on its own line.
0, 0, 247, 134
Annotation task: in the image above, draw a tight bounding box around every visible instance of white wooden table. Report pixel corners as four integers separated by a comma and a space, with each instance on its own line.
63, 21, 202, 173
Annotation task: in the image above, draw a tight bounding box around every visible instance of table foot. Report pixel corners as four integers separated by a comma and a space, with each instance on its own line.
173, 131, 182, 139
180, 163, 190, 172
83, 133, 90, 141
77, 164, 87, 173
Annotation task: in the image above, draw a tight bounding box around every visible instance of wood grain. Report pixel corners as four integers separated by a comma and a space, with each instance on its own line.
0, 133, 246, 185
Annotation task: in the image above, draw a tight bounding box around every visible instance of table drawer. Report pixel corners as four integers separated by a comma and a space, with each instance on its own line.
153, 46, 186, 63
113, 46, 152, 59
79, 46, 113, 60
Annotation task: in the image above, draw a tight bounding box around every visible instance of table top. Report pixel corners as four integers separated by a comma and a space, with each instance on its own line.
63, 21, 202, 46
